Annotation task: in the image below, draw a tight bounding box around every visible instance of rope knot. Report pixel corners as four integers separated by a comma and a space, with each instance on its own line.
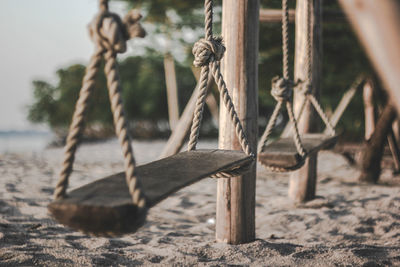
192, 37, 225, 67
271, 76, 293, 102
88, 9, 145, 54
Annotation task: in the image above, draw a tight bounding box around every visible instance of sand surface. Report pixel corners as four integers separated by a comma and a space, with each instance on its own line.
0, 139, 399, 266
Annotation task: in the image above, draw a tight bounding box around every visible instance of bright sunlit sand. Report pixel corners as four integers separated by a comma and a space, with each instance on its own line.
0, 140, 399, 265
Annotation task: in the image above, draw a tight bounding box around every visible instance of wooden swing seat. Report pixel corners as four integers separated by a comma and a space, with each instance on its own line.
48, 149, 253, 236
258, 133, 338, 170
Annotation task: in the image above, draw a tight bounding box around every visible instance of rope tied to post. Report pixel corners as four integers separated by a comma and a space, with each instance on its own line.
192, 37, 225, 67
187, 0, 254, 178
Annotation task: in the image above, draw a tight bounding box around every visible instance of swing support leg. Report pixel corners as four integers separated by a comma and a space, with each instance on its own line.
289, 154, 318, 202
216, 0, 259, 244
289, 0, 322, 203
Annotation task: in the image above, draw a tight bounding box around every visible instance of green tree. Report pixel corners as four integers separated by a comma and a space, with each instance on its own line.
27, 54, 196, 137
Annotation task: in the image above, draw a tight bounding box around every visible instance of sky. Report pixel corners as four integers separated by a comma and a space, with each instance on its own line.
0, 0, 114, 131
0, 0, 200, 132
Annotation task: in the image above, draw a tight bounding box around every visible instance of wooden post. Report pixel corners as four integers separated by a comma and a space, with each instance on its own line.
288, 0, 322, 203
260, 8, 295, 23
359, 103, 397, 183
338, 0, 400, 116
216, 0, 259, 244
387, 128, 400, 172
363, 78, 375, 140
259, 8, 345, 24
164, 53, 180, 131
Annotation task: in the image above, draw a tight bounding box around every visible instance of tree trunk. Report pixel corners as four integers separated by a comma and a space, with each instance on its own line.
359, 104, 397, 183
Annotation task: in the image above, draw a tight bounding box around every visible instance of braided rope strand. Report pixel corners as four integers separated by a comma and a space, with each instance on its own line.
282, 0, 290, 80
204, 0, 213, 40
258, 101, 283, 153
104, 50, 146, 208
54, 49, 103, 200
307, 94, 335, 136
188, 66, 210, 151
210, 61, 252, 157
286, 101, 307, 157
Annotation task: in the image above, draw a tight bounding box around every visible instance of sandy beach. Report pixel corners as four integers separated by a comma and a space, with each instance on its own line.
1, 139, 399, 266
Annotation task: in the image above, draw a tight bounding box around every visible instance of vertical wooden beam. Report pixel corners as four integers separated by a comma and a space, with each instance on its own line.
288, 0, 322, 203
338, 0, 400, 116
164, 53, 180, 131
216, 0, 259, 244
363, 78, 375, 140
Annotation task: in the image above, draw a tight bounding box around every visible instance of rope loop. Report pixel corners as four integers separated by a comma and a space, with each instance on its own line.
192, 37, 225, 67
271, 76, 293, 102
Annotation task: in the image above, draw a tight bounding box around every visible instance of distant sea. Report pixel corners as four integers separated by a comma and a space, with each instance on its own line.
0, 130, 53, 153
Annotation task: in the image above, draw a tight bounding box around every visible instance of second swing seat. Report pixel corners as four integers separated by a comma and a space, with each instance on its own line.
258, 133, 338, 171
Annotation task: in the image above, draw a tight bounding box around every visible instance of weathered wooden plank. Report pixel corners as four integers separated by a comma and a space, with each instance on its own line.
259, 134, 337, 169
48, 149, 253, 237
217, 0, 259, 244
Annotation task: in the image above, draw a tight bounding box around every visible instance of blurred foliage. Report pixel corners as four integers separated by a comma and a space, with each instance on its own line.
27, 53, 195, 137
28, 0, 377, 141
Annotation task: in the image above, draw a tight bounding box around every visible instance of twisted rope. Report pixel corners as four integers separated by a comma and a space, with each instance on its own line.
54, 0, 146, 208
54, 49, 103, 199
188, 0, 254, 178
187, 66, 210, 151
282, 0, 290, 80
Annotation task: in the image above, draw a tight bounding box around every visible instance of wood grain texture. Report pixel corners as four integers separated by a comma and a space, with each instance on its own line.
259, 134, 337, 169
49, 149, 253, 237
217, 0, 259, 244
